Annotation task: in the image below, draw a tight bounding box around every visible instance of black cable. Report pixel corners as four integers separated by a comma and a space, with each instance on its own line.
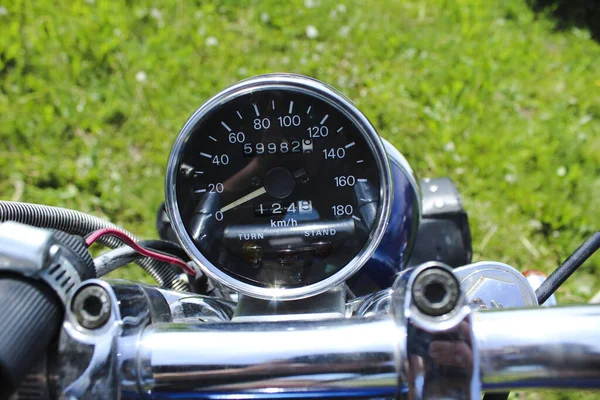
482, 393, 510, 400
536, 231, 600, 304
94, 247, 140, 277
94, 240, 190, 277
138, 240, 191, 262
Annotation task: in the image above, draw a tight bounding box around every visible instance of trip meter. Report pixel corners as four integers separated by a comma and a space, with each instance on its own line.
166, 74, 392, 300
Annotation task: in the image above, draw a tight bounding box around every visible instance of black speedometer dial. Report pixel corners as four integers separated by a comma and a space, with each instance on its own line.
166, 75, 392, 300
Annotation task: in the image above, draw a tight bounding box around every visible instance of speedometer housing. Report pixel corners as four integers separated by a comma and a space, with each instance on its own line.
166, 74, 404, 300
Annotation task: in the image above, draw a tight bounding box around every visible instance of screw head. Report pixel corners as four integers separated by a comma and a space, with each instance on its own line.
251, 176, 261, 187
412, 267, 460, 317
72, 285, 112, 329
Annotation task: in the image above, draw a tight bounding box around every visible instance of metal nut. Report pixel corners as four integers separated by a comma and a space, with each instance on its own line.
71, 285, 111, 329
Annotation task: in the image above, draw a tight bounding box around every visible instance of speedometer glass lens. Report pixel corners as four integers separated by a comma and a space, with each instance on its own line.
168, 75, 390, 297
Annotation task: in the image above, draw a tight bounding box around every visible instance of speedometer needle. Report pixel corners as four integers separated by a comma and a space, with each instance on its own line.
220, 187, 267, 213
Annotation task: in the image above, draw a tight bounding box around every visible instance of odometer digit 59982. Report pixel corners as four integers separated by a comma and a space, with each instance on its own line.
165, 74, 392, 300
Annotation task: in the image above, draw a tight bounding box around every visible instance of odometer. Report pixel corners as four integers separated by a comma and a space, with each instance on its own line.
165, 74, 392, 300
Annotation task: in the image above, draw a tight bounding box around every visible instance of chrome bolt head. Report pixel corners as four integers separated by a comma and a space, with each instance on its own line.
412, 267, 461, 317
72, 285, 111, 329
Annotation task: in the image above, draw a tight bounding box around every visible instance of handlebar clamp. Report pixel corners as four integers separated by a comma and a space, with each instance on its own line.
392, 262, 479, 399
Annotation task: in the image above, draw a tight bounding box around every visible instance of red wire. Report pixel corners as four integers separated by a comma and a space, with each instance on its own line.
85, 228, 196, 276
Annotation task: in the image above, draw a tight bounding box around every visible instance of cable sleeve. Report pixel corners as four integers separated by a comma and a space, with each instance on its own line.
0, 201, 188, 291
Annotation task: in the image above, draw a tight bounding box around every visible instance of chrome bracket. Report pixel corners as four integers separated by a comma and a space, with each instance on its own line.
391, 262, 480, 400
454, 261, 538, 309
55, 280, 172, 399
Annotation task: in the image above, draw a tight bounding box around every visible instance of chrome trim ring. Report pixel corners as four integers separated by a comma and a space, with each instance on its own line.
382, 138, 421, 214
165, 74, 392, 300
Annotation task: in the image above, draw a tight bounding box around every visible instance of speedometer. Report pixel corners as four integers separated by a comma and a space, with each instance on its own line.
166, 74, 392, 300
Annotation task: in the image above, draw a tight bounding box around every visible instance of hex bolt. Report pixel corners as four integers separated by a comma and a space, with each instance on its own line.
412, 267, 461, 317
71, 285, 112, 329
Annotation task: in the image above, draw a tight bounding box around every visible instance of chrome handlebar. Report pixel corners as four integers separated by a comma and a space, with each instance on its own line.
54, 264, 600, 400
475, 305, 600, 391
139, 317, 400, 398
132, 305, 600, 398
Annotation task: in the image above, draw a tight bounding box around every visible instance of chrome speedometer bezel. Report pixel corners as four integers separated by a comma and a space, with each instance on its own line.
165, 74, 392, 300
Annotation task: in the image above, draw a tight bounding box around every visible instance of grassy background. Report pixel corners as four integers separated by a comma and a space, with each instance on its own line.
0, 1, 599, 397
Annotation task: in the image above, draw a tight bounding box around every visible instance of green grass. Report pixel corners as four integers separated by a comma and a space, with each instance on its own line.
0, 1, 599, 397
